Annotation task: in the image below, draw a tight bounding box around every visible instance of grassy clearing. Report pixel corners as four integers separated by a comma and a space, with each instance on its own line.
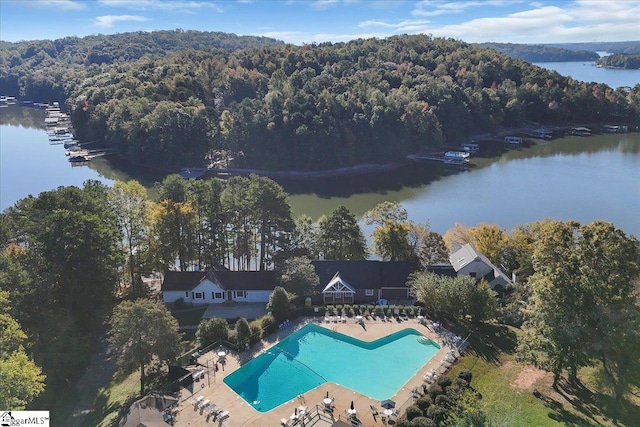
87, 371, 140, 427
446, 322, 640, 427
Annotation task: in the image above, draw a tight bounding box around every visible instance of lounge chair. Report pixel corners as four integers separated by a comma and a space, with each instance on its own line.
193, 395, 204, 409
280, 418, 289, 426
369, 405, 379, 416
199, 399, 210, 413
217, 410, 230, 421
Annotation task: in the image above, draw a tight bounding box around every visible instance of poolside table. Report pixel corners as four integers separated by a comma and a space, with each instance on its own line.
323, 398, 332, 407
383, 409, 393, 416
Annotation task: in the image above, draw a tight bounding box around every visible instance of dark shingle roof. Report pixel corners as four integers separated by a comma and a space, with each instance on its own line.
425, 264, 457, 277
311, 260, 412, 290
161, 271, 208, 291
161, 270, 280, 292
211, 271, 280, 291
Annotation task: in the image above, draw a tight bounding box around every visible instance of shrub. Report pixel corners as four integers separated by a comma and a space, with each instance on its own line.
260, 314, 278, 335
426, 405, 447, 424
173, 297, 184, 309
453, 377, 469, 390
405, 405, 423, 421
395, 420, 411, 427
437, 375, 452, 389
427, 384, 443, 401
249, 322, 262, 345
415, 396, 431, 412
410, 417, 436, 427
434, 394, 450, 406
457, 369, 473, 383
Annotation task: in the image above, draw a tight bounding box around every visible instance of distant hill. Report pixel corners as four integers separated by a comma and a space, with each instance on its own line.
0, 29, 284, 66
480, 42, 599, 62
547, 41, 640, 55
596, 53, 640, 70
2, 31, 639, 172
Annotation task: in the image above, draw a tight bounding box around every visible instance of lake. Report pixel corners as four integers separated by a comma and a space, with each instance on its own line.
2, 60, 639, 237
533, 60, 640, 89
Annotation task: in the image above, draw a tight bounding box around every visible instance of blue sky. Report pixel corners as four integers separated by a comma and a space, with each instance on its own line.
1, 0, 638, 44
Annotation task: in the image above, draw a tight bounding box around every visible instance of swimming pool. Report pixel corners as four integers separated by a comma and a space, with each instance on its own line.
223, 323, 440, 412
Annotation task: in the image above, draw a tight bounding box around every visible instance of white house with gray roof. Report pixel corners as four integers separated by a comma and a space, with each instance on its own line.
161, 269, 279, 305
449, 243, 513, 291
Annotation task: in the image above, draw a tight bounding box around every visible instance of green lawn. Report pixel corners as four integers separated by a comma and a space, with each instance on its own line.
447, 322, 640, 427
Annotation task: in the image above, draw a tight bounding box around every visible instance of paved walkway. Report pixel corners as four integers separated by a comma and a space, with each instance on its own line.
170, 317, 456, 427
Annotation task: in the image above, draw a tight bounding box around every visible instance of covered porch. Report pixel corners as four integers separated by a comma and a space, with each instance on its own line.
321, 272, 355, 304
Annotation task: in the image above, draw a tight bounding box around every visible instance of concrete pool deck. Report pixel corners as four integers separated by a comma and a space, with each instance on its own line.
171, 317, 456, 427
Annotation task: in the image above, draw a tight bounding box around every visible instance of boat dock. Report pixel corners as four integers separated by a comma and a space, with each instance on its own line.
408, 150, 470, 167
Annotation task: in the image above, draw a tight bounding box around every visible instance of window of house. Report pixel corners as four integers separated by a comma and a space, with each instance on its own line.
214, 292, 223, 299
470, 272, 477, 278
185, 291, 189, 297
194, 292, 204, 299
235, 291, 246, 298
365, 289, 374, 296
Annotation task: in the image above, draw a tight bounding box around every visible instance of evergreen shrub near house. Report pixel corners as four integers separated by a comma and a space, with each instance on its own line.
415, 396, 431, 412
457, 369, 473, 383
427, 384, 444, 400
437, 376, 452, 389
260, 314, 278, 335
410, 417, 436, 427
405, 405, 423, 421
249, 321, 262, 344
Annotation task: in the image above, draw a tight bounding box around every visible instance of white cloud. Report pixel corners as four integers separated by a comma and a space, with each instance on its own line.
363, 1, 640, 43
32, 0, 86, 10
310, 0, 340, 11
94, 14, 150, 28
359, 19, 431, 30
97, 0, 225, 13
412, 0, 491, 17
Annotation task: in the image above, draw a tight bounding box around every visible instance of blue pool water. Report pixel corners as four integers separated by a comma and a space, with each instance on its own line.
223, 323, 440, 412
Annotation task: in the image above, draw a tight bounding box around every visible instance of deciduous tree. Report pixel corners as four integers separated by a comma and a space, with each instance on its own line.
109, 180, 152, 298
518, 220, 640, 389
280, 256, 320, 298
196, 317, 229, 347
109, 299, 182, 395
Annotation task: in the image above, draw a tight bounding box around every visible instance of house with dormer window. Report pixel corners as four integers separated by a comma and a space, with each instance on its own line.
449, 243, 513, 292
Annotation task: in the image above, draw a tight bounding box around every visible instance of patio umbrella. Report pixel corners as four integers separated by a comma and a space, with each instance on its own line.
350, 401, 354, 410
326, 391, 329, 399
380, 399, 396, 409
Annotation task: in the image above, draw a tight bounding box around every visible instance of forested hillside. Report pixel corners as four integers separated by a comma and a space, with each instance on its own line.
597, 53, 640, 70
479, 42, 599, 62
0, 29, 284, 101
2, 32, 639, 171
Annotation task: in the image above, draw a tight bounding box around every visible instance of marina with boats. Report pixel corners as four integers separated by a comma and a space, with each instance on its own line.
42, 103, 112, 164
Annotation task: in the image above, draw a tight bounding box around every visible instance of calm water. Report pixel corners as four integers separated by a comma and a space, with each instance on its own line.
2, 60, 639, 237
284, 133, 640, 237
533, 61, 639, 89
0, 104, 159, 210
223, 324, 439, 412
